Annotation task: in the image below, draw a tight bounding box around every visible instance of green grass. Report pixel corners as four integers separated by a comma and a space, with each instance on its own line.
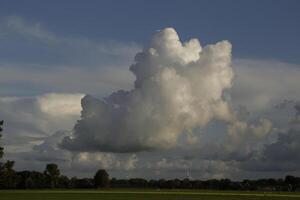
0, 189, 300, 200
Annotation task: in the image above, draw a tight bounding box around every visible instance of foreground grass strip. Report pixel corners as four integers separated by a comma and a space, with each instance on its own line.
1, 190, 300, 198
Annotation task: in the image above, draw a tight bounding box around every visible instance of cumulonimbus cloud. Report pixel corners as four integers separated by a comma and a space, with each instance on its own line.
61, 28, 234, 153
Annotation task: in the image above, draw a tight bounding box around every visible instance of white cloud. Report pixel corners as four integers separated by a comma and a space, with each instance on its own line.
0, 15, 57, 42
61, 27, 234, 153
37, 93, 84, 117
0, 93, 83, 154
70, 152, 137, 172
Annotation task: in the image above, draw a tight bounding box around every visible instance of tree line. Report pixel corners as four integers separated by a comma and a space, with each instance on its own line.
1, 120, 300, 191
1, 164, 300, 191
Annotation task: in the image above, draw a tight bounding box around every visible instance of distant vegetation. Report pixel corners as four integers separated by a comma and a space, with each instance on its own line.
0, 120, 300, 191
0, 120, 3, 159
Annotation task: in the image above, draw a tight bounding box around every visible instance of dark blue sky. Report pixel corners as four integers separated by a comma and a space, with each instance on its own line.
0, 0, 299, 63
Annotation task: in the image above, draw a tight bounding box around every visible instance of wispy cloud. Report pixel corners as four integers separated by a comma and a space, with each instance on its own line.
0, 15, 139, 96
0, 15, 57, 42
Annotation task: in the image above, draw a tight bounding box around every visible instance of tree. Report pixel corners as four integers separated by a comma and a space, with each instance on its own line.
57, 175, 70, 188
94, 169, 109, 188
285, 175, 300, 191
0, 160, 17, 188
0, 120, 4, 159
17, 170, 46, 189
44, 163, 60, 188
0, 121, 18, 189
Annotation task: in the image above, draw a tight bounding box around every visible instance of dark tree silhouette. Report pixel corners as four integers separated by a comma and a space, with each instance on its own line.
17, 170, 47, 189
0, 160, 17, 188
94, 169, 109, 188
44, 163, 60, 188
0, 121, 17, 188
0, 120, 4, 159
285, 175, 300, 191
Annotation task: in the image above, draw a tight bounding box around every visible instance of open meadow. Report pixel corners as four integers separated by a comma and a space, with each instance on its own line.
0, 190, 300, 200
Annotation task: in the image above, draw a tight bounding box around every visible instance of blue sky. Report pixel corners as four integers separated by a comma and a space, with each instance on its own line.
0, 0, 299, 63
1, 1, 300, 179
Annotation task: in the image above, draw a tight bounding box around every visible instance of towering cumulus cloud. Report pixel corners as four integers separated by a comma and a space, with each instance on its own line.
61, 28, 234, 153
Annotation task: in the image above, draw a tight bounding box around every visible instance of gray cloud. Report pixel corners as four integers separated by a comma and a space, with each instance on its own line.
238, 127, 300, 174
0, 64, 134, 97
263, 129, 300, 163
2, 94, 300, 179
231, 59, 300, 113
0, 93, 83, 153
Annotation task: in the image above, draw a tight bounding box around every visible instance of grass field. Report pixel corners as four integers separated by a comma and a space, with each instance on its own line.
0, 189, 300, 200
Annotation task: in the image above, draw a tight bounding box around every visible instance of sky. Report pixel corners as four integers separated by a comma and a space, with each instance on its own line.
0, 0, 300, 180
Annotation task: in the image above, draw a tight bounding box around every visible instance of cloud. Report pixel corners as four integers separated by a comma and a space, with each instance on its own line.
175, 118, 273, 164
2, 94, 300, 179
61, 28, 234, 153
0, 64, 134, 97
143, 157, 238, 180
0, 93, 83, 153
231, 59, 300, 112
0, 93, 140, 177
239, 127, 300, 173
68, 152, 138, 173
0, 15, 140, 66
0, 15, 139, 97
263, 128, 300, 164
223, 118, 273, 159
7, 131, 139, 177
37, 93, 83, 117
0, 15, 57, 42
239, 102, 300, 172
